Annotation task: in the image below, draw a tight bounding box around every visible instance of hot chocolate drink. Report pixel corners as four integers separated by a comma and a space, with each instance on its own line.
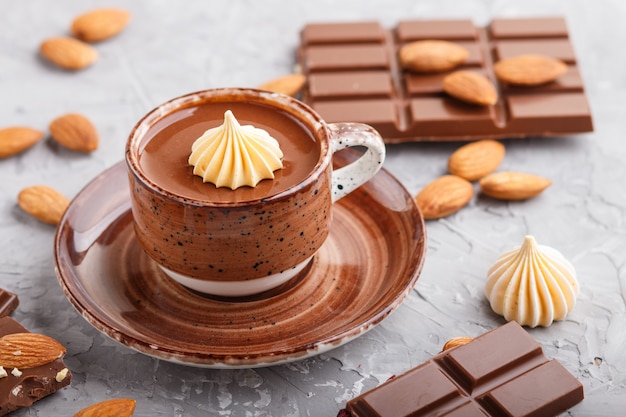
126, 88, 385, 296
138, 100, 320, 203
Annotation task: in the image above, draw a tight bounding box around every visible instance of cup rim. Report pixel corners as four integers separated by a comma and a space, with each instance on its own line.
125, 87, 331, 207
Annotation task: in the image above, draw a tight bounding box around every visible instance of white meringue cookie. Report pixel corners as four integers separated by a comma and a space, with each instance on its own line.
485, 235, 579, 327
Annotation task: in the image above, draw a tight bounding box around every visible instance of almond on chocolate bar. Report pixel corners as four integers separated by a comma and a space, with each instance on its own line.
399, 40, 468, 73
494, 54, 568, 86
0, 333, 66, 368
442, 70, 498, 106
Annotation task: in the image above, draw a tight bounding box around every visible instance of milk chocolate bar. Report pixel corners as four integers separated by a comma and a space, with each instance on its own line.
0, 289, 18, 318
0, 317, 72, 415
299, 17, 593, 142
340, 322, 583, 416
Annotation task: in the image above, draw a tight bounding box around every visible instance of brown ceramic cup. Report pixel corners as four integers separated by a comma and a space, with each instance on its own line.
125, 88, 385, 296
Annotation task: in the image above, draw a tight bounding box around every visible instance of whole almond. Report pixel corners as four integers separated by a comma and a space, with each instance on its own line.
442, 70, 498, 106
74, 398, 136, 417
0, 333, 66, 369
479, 172, 552, 200
71, 8, 132, 43
0, 127, 45, 159
18, 185, 70, 225
442, 336, 473, 351
448, 140, 506, 181
416, 175, 474, 220
399, 40, 469, 73
494, 54, 568, 86
258, 74, 306, 97
39, 37, 98, 70
49, 113, 99, 152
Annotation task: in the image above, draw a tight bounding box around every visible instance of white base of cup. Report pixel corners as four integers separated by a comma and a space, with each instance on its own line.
158, 257, 312, 297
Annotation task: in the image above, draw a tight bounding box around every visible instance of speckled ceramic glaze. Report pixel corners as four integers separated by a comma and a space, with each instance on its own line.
54, 152, 425, 368
125, 88, 385, 296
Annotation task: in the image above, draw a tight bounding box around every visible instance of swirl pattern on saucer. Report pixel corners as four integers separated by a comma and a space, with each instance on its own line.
485, 235, 579, 328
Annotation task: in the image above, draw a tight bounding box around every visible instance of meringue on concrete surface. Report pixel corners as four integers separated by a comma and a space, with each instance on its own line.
485, 235, 579, 328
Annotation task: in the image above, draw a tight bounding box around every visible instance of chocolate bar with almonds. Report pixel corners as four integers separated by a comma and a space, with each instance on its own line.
0, 316, 72, 415
299, 17, 593, 142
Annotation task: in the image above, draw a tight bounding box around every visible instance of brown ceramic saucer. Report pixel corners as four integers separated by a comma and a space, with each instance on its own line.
54, 151, 426, 368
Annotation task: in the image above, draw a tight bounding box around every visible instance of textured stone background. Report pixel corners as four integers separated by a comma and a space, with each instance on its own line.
1, 0, 624, 415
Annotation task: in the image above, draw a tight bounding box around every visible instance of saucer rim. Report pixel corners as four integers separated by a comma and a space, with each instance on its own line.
54, 157, 426, 368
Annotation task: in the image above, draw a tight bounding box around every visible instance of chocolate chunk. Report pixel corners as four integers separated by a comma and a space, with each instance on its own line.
340, 322, 583, 416
0, 317, 71, 416
0, 289, 18, 318
299, 17, 593, 142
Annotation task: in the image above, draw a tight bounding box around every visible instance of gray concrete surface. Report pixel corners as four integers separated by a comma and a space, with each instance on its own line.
1, 0, 624, 415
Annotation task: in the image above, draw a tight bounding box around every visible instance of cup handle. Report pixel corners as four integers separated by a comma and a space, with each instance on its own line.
329, 123, 386, 203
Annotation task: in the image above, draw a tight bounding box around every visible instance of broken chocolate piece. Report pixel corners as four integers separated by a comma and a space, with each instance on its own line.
0, 317, 71, 416
0, 289, 18, 318
299, 17, 593, 142
340, 321, 583, 416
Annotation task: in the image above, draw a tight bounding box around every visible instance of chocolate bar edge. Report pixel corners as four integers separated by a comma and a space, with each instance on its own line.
0, 289, 18, 318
